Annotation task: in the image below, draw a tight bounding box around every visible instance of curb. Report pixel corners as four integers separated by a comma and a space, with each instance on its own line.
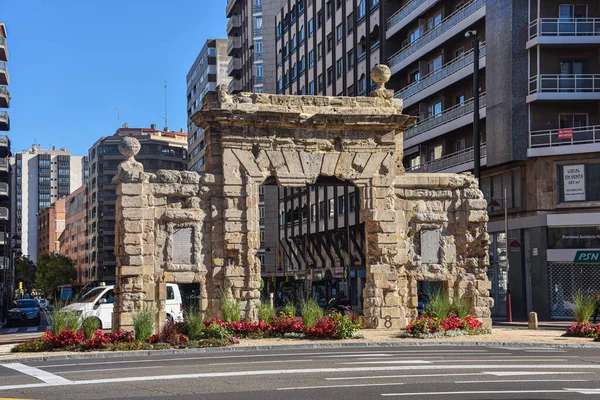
1, 340, 599, 364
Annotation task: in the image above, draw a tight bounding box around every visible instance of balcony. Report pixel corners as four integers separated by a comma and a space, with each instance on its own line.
227, 36, 242, 56
388, 0, 486, 75
527, 18, 600, 48
0, 182, 7, 197
227, 15, 242, 35
227, 57, 242, 76
387, 0, 440, 39
226, 0, 239, 18
228, 79, 242, 94
527, 74, 600, 102
528, 125, 600, 157
0, 37, 7, 62
0, 207, 8, 221
0, 111, 8, 131
404, 94, 486, 148
0, 61, 8, 85
0, 158, 8, 174
254, 28, 263, 38
0, 86, 8, 108
407, 144, 487, 173
395, 43, 486, 108
253, 4, 262, 14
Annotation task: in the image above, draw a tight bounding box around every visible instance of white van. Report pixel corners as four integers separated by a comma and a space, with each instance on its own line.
61, 283, 184, 330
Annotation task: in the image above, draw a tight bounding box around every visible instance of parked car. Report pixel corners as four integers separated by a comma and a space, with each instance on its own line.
6, 299, 41, 328
61, 283, 184, 330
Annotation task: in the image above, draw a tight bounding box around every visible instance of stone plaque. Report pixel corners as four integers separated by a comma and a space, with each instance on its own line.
172, 227, 193, 264
420, 229, 441, 264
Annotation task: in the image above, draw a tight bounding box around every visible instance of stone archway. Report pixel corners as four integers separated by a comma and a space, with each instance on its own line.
112, 67, 492, 333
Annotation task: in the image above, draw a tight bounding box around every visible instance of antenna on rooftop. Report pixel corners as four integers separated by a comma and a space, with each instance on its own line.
164, 79, 168, 130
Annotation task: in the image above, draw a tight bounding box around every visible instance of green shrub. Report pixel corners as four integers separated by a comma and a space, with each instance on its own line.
573, 290, 598, 323
451, 293, 471, 318
425, 289, 452, 319
185, 308, 205, 341
300, 298, 323, 329
65, 312, 81, 332
202, 322, 232, 340
257, 299, 276, 323
331, 313, 362, 339
43, 307, 80, 335
221, 298, 241, 322
283, 301, 296, 318
82, 317, 101, 340
11, 339, 52, 353
132, 306, 155, 341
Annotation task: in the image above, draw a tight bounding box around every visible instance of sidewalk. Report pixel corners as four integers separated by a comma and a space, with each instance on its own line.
0, 326, 597, 363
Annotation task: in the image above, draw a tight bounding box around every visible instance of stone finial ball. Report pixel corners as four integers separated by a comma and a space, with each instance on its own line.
118, 136, 141, 158
371, 64, 391, 86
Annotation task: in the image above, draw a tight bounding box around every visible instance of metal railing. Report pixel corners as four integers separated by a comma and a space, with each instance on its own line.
227, 36, 241, 54
255, 76, 264, 84
0, 207, 8, 221
387, 0, 431, 31
370, 41, 380, 53
388, 0, 485, 68
0, 37, 5, 47
530, 18, 600, 39
358, 52, 367, 62
0, 110, 8, 122
254, 28, 263, 37
404, 94, 486, 140
0, 61, 6, 72
0, 85, 7, 98
0, 182, 7, 196
529, 125, 600, 148
0, 158, 8, 172
227, 15, 241, 33
253, 4, 262, 13
395, 43, 486, 101
529, 74, 600, 94
254, 52, 263, 61
0, 134, 7, 146
406, 144, 487, 173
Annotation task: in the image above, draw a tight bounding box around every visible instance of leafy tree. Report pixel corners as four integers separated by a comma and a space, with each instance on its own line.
14, 255, 36, 292
35, 253, 77, 296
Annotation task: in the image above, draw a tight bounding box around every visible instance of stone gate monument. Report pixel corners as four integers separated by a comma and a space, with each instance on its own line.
112, 66, 492, 332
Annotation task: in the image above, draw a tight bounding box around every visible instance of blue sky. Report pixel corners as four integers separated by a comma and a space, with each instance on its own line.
3, 0, 227, 156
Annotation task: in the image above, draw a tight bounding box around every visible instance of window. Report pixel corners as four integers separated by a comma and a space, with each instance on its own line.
337, 58, 344, 77
255, 65, 263, 77
292, 34, 297, 50
311, 204, 317, 221
560, 59, 585, 75
409, 70, 420, 83
309, 50, 315, 67
347, 13, 354, 35
255, 40, 263, 54
338, 195, 345, 214
318, 73, 324, 92
357, 74, 367, 95
337, 24, 344, 42
329, 198, 335, 217
409, 28, 421, 43
318, 42, 324, 59
456, 94, 465, 106
336, 0, 342, 10
299, 55, 306, 72
277, 22, 282, 38
347, 49, 355, 70
427, 56, 442, 73
559, 113, 588, 128
371, 0, 379, 8
428, 101, 442, 118
167, 286, 175, 301
319, 201, 325, 219
455, 48, 465, 58
347, 84, 355, 96
308, 18, 314, 37
300, 25, 305, 43
326, 1, 332, 19
427, 12, 442, 30
327, 67, 333, 86
255, 17, 263, 29
559, 4, 587, 19
358, 0, 366, 20
349, 193, 356, 212
428, 145, 442, 161
456, 139, 466, 151
327, 33, 333, 53
309, 80, 315, 95
317, 10, 324, 29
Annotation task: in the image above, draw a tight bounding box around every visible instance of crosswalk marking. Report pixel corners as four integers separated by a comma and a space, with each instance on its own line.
26, 327, 37, 332
1, 363, 72, 385
382, 390, 568, 396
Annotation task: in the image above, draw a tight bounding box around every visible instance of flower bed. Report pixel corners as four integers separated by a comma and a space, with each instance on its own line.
563, 322, 600, 339
12, 312, 364, 353
401, 314, 490, 339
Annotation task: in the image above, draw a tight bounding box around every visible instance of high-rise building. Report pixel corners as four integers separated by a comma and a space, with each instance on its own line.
0, 21, 11, 310
36, 198, 65, 257
187, 39, 232, 172
87, 125, 188, 284
10, 146, 87, 262
275, 0, 383, 96
226, 0, 280, 94
58, 185, 88, 286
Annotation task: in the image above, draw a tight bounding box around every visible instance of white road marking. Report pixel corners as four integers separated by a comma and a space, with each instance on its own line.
26, 327, 37, 332
455, 379, 588, 384
59, 366, 164, 374
2, 363, 72, 385
209, 359, 314, 366
486, 371, 590, 376
326, 371, 589, 381
565, 388, 600, 394
278, 383, 405, 391
340, 359, 567, 365
382, 390, 568, 396
6, 328, 18, 333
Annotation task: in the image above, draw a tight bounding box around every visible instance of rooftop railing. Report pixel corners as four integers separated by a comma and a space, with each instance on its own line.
404, 94, 486, 140
529, 125, 600, 148
388, 0, 485, 68
406, 144, 487, 173
529, 74, 600, 94
529, 18, 600, 39
395, 43, 485, 101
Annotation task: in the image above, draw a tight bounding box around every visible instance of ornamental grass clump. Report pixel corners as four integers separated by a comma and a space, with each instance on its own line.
283, 301, 296, 318
185, 308, 205, 340
451, 292, 471, 318
221, 298, 241, 322
132, 306, 155, 342
43, 307, 80, 335
425, 289, 452, 319
572, 290, 598, 323
300, 298, 323, 329
257, 299, 276, 323
82, 317, 101, 340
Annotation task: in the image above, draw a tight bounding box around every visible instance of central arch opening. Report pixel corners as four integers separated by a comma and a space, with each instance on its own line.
259, 177, 365, 313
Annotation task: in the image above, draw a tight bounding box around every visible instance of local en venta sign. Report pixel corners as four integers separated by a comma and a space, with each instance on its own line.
563, 164, 586, 202
574, 250, 600, 263
558, 128, 573, 140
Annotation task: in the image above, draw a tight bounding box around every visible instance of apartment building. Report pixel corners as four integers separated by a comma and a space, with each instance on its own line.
0, 21, 10, 250
88, 125, 187, 284
9, 146, 86, 262
226, 0, 280, 94
36, 198, 65, 257
187, 39, 232, 172
275, 0, 384, 96
59, 185, 88, 286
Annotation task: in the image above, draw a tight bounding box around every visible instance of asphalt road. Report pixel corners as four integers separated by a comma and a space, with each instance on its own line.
0, 345, 599, 399
0, 313, 49, 345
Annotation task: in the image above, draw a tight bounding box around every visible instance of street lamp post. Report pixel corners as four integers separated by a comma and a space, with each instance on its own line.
465, 30, 481, 187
